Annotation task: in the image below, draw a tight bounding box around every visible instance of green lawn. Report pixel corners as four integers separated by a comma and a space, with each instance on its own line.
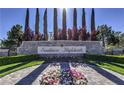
0, 60, 44, 78
97, 62, 124, 75
1, 54, 124, 78
85, 54, 124, 75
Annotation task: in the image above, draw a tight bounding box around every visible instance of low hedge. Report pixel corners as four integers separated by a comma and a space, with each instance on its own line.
0, 54, 40, 66
85, 54, 124, 63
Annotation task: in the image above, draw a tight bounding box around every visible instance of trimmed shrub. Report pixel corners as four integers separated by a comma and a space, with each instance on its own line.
0, 54, 40, 66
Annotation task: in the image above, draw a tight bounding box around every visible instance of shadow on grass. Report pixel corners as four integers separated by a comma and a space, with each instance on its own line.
109, 62, 124, 69
89, 64, 124, 85
85, 54, 124, 64
87, 57, 124, 69
90, 60, 124, 69
16, 62, 50, 85
0, 61, 32, 74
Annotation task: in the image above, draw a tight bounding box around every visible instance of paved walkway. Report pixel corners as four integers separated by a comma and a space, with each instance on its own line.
0, 62, 124, 85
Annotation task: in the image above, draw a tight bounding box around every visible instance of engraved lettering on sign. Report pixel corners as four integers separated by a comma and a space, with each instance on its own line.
38, 46, 86, 54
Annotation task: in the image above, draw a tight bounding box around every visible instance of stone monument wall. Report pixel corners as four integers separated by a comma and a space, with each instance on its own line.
17, 40, 104, 55
0, 49, 9, 56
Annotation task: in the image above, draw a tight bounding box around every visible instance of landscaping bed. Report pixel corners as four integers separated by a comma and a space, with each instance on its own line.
39, 63, 88, 85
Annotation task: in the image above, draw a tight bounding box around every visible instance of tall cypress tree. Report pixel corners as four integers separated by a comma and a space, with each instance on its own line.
73, 8, 77, 29
24, 8, 29, 32
62, 8, 66, 31
62, 8, 67, 40
72, 8, 78, 40
91, 8, 95, 32
35, 8, 40, 35
53, 8, 58, 40
82, 8, 86, 29
24, 8, 31, 41
43, 8, 48, 40
91, 8, 96, 41
81, 8, 87, 40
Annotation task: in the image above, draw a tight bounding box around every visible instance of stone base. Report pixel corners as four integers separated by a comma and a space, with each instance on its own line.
0, 49, 9, 56
17, 40, 104, 55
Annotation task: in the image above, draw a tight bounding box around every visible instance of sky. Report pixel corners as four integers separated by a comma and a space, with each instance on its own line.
0, 8, 124, 40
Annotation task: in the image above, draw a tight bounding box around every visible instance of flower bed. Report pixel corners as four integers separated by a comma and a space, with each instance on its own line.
40, 63, 88, 85
40, 63, 60, 85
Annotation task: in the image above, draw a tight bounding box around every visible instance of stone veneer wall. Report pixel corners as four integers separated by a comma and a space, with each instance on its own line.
17, 40, 104, 55
0, 49, 9, 56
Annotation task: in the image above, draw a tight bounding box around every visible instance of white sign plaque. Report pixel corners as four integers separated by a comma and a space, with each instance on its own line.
38, 46, 86, 54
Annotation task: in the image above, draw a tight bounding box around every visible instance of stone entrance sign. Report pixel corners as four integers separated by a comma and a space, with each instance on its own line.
38, 46, 86, 54
17, 41, 104, 55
